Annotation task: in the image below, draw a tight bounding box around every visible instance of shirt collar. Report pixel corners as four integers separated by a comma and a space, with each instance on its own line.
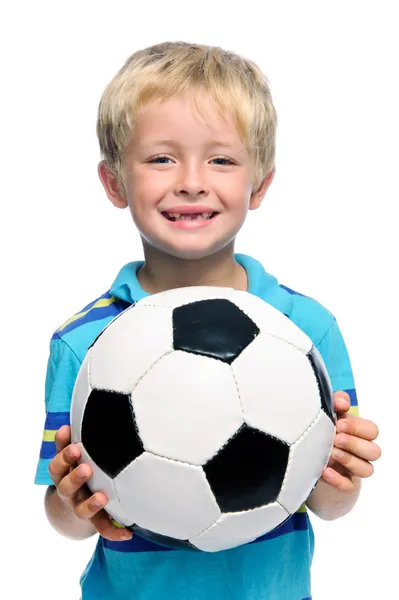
109, 260, 148, 304
109, 254, 277, 304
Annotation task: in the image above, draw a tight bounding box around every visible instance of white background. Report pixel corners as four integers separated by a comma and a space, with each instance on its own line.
1, 1, 397, 598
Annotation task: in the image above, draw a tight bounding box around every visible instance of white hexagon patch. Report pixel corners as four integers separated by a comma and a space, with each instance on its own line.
90, 305, 173, 394
132, 350, 243, 465
114, 453, 220, 539
233, 333, 321, 444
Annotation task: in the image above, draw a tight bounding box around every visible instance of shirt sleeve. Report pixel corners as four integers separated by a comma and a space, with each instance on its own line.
34, 334, 82, 485
316, 318, 359, 416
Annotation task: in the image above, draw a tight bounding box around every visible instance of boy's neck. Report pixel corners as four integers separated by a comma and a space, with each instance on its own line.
137, 244, 248, 295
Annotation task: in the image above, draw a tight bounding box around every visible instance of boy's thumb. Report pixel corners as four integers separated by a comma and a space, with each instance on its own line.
55, 425, 71, 453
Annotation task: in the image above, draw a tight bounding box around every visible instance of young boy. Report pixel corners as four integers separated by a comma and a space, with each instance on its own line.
35, 41, 381, 600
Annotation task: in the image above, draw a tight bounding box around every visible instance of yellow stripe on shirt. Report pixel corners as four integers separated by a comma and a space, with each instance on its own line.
349, 405, 359, 417
57, 296, 118, 332
43, 429, 57, 442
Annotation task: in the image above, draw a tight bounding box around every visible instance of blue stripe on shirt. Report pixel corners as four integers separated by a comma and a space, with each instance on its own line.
40, 441, 57, 459
44, 411, 70, 430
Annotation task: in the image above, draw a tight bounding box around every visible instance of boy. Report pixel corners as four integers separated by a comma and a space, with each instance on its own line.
35, 41, 381, 600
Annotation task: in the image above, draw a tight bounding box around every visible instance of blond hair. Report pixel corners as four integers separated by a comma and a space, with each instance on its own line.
97, 41, 277, 192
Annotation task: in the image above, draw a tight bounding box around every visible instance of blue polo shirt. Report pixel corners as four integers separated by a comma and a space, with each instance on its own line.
35, 253, 358, 600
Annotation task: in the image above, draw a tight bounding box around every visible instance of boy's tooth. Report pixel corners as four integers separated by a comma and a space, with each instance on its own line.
166, 211, 214, 220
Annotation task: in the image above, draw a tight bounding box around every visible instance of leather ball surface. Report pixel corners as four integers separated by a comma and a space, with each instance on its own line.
71, 286, 335, 552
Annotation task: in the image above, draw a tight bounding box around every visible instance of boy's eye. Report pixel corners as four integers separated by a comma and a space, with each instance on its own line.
148, 156, 234, 165
149, 156, 172, 164
212, 157, 234, 166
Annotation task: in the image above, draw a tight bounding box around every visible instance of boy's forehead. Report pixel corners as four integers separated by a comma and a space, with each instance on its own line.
134, 97, 243, 148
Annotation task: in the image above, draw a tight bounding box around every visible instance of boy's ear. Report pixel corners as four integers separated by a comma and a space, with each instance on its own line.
249, 167, 276, 210
98, 161, 128, 209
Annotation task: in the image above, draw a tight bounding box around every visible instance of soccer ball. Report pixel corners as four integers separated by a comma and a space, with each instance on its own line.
71, 286, 335, 552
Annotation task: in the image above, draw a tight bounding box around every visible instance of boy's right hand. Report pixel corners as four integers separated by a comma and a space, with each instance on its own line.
49, 425, 132, 542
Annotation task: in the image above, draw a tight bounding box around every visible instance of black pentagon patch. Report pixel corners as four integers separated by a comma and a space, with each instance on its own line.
307, 346, 336, 424
82, 389, 143, 478
173, 299, 259, 364
128, 524, 198, 551
203, 425, 289, 513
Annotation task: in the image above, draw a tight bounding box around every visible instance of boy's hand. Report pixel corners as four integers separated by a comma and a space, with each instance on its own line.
322, 392, 382, 492
49, 425, 132, 542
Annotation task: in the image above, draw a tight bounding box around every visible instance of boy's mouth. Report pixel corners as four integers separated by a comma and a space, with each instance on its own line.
161, 211, 218, 222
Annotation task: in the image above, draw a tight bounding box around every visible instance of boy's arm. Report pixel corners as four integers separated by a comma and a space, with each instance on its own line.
305, 320, 380, 519
306, 318, 359, 520
45, 425, 132, 542
35, 335, 93, 540
306, 389, 380, 519
306, 478, 361, 519
306, 394, 361, 520
306, 470, 361, 521
35, 336, 131, 542
45, 485, 97, 540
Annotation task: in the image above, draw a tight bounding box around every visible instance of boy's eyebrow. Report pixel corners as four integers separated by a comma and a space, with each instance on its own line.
143, 139, 236, 149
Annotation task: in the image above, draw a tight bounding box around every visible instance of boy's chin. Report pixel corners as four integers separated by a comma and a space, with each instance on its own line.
161, 246, 221, 261
144, 239, 230, 261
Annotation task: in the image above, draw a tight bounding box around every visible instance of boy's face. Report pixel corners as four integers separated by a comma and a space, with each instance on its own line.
100, 95, 274, 260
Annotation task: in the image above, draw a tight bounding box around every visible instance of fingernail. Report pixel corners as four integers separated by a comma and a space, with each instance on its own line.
77, 465, 87, 478
120, 533, 132, 541
323, 468, 334, 480
332, 448, 345, 459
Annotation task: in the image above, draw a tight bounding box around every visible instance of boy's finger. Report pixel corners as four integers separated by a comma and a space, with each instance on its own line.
330, 449, 374, 478
334, 433, 382, 462
322, 467, 355, 492
56, 463, 92, 500
55, 425, 71, 454
49, 444, 82, 487
74, 492, 109, 520
333, 392, 351, 415
336, 415, 380, 441
91, 511, 133, 542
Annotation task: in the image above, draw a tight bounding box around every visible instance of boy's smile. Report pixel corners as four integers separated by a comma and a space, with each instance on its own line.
160, 205, 219, 229
100, 95, 274, 261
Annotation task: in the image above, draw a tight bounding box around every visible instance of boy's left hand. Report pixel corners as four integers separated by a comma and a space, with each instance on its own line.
322, 391, 382, 492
